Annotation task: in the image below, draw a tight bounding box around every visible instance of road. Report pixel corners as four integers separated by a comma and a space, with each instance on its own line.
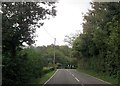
44, 69, 112, 86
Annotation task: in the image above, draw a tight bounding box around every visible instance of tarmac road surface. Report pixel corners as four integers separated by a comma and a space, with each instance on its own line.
44, 69, 112, 86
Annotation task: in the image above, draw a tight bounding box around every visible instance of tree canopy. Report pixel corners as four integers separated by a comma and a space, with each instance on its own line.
2, 2, 56, 57
2, 2, 57, 85
72, 2, 120, 83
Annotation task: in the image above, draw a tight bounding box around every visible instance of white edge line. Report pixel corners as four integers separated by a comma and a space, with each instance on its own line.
84, 73, 111, 84
76, 70, 111, 84
91, 76, 111, 84
43, 69, 58, 86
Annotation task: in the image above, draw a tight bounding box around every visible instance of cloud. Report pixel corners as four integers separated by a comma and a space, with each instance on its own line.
35, 0, 91, 46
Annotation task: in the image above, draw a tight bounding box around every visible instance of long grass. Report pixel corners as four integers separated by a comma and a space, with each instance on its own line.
77, 68, 118, 84
30, 70, 56, 84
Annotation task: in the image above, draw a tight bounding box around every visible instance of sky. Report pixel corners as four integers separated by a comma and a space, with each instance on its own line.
35, 0, 92, 46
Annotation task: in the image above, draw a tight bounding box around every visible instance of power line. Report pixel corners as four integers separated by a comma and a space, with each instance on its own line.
43, 27, 60, 45
56, 40, 60, 45
42, 28, 63, 69
43, 28, 54, 39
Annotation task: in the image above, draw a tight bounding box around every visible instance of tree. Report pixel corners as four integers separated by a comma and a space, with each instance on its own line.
2, 2, 57, 84
64, 32, 80, 47
2, 2, 56, 57
72, 2, 120, 83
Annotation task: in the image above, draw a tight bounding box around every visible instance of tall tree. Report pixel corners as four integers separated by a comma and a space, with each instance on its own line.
2, 2, 56, 57
72, 2, 120, 83
2, 2, 57, 84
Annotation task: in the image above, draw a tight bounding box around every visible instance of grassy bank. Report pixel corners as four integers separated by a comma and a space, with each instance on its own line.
77, 68, 118, 84
30, 70, 56, 84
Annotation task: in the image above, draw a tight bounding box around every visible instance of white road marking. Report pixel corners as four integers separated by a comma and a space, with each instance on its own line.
90, 75, 111, 84
75, 77, 80, 82
67, 69, 85, 86
72, 74, 74, 77
75, 70, 111, 84
43, 69, 58, 86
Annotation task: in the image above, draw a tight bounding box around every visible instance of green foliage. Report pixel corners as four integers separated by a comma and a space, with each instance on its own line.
22, 48, 43, 78
2, 48, 44, 85
2, 2, 56, 57
43, 67, 54, 74
36, 45, 76, 68
72, 2, 120, 84
31, 70, 56, 84
2, 2, 57, 85
3, 53, 29, 84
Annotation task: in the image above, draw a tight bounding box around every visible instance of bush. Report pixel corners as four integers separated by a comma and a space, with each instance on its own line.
42, 67, 54, 74
2, 48, 44, 85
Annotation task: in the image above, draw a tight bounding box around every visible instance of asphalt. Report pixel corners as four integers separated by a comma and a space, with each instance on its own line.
44, 69, 112, 86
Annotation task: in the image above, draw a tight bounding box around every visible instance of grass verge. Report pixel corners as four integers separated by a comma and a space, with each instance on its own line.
31, 70, 56, 84
77, 68, 118, 84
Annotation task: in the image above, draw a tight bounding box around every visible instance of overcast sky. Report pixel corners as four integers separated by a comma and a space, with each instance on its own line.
35, 0, 91, 46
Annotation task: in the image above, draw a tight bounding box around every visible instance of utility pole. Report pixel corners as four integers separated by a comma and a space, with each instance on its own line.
54, 38, 56, 70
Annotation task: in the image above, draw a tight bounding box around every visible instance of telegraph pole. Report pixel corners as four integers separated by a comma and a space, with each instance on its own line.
54, 38, 56, 70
